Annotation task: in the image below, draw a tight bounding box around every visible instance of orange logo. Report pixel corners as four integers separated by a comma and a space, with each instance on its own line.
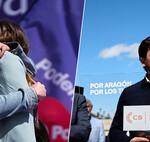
133, 115, 143, 120
126, 112, 143, 124
126, 112, 132, 123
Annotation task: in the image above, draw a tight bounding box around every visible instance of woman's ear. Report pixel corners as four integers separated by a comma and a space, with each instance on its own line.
140, 57, 146, 67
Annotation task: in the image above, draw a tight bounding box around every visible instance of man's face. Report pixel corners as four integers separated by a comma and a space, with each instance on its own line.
87, 103, 92, 113
140, 49, 150, 72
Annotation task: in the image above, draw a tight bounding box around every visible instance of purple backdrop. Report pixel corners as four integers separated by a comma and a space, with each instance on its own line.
0, 0, 84, 112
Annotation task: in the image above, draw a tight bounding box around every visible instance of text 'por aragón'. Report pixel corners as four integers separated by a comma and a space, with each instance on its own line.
90, 81, 132, 95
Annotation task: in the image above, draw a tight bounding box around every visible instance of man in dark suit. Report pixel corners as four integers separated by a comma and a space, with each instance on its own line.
69, 93, 91, 142
109, 37, 150, 142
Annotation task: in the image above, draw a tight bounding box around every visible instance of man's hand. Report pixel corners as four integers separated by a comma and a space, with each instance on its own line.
0, 43, 10, 58
31, 82, 46, 101
131, 137, 149, 142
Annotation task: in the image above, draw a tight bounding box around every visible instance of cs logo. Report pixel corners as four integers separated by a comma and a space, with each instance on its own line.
126, 112, 143, 123
126, 112, 132, 123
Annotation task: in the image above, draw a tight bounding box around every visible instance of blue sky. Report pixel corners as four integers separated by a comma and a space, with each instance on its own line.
75, 0, 150, 117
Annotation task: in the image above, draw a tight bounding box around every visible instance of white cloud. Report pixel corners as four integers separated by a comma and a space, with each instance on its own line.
99, 43, 140, 59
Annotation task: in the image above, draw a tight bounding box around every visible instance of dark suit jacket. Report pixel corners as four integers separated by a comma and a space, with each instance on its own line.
69, 93, 91, 142
109, 78, 150, 142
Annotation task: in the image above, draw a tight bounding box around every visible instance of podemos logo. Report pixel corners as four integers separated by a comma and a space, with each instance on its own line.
36, 58, 74, 97
0, 0, 28, 16
51, 125, 68, 140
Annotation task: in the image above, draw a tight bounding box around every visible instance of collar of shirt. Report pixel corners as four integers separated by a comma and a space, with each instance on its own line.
145, 76, 150, 83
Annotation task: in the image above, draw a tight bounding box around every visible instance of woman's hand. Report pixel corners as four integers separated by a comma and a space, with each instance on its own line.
31, 82, 46, 101
0, 43, 10, 58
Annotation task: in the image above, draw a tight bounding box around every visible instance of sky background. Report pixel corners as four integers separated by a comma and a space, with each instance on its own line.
75, 0, 150, 118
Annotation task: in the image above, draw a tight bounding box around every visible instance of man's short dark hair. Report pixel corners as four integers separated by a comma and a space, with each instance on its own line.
138, 36, 150, 58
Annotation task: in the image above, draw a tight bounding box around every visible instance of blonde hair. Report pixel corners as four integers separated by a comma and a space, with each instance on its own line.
26, 72, 36, 86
